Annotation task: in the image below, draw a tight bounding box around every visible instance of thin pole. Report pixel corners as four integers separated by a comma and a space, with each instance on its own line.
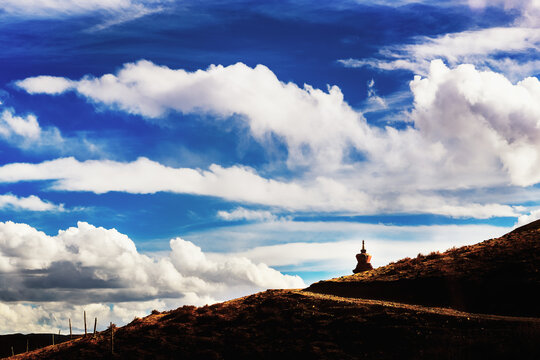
93, 317, 97, 337
52, 333, 55, 346
69, 318, 72, 339
11, 346, 14, 356
26, 338, 29, 352
110, 322, 114, 354
84, 311, 87, 336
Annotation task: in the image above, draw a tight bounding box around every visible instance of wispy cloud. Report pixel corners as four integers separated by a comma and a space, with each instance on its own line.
339, 27, 540, 80
217, 207, 279, 222
0, 156, 523, 218
0, 0, 169, 31
0, 193, 64, 212
195, 220, 510, 272
0, 104, 104, 157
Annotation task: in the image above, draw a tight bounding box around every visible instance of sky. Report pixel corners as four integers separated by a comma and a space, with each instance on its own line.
1, 0, 540, 333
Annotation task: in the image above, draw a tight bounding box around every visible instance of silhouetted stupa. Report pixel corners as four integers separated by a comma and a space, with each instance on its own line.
353, 240, 373, 274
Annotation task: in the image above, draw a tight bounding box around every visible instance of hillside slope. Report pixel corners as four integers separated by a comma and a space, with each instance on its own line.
9, 290, 540, 360
307, 220, 540, 316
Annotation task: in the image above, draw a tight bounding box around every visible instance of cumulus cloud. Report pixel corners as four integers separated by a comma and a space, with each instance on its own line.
16, 60, 370, 171
0, 107, 65, 150
0, 298, 192, 334
0, 220, 302, 311
0, 106, 64, 150
410, 60, 540, 186
13, 60, 540, 218
0, 194, 64, 212
514, 208, 540, 228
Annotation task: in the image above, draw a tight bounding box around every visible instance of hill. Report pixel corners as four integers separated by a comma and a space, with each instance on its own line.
4, 220, 540, 359
308, 220, 540, 316
7, 290, 540, 360
0, 334, 75, 358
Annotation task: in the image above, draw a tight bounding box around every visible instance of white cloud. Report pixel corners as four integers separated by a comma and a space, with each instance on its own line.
217, 207, 278, 222
0, 106, 64, 151
514, 208, 540, 228
0, 221, 303, 321
364, 78, 387, 111
0, 0, 168, 32
13, 60, 540, 218
0, 0, 164, 18
16, 60, 370, 171
0, 109, 40, 139
0, 105, 107, 157
15, 76, 75, 95
0, 193, 64, 212
339, 27, 540, 80
0, 156, 522, 218
467, 0, 540, 26
0, 298, 194, 334
410, 60, 540, 187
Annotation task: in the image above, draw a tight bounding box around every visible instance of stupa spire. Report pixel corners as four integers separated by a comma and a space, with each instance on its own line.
353, 240, 373, 274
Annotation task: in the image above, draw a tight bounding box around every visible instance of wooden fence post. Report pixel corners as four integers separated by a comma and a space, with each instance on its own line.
52, 333, 55, 346
69, 318, 72, 339
84, 311, 87, 336
93, 318, 97, 338
110, 322, 114, 355
11, 346, 14, 356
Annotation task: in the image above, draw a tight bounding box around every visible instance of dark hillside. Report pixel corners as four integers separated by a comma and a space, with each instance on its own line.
8, 290, 540, 360
307, 220, 540, 316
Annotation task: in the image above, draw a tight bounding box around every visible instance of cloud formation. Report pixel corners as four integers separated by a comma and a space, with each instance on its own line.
0, 220, 302, 300
0, 156, 522, 218
16, 60, 370, 171
0, 107, 63, 149
13, 59, 540, 217
0, 194, 64, 212
0, 0, 165, 18
410, 60, 540, 186
0, 220, 303, 332
217, 207, 278, 222
339, 27, 540, 80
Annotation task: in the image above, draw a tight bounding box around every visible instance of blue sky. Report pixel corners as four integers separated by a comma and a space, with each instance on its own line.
1, 0, 540, 332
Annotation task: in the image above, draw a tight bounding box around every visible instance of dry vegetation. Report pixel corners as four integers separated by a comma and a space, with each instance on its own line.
6, 290, 540, 360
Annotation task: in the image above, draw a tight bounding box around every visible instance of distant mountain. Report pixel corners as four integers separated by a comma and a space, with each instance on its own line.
7, 221, 540, 359
307, 220, 540, 317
